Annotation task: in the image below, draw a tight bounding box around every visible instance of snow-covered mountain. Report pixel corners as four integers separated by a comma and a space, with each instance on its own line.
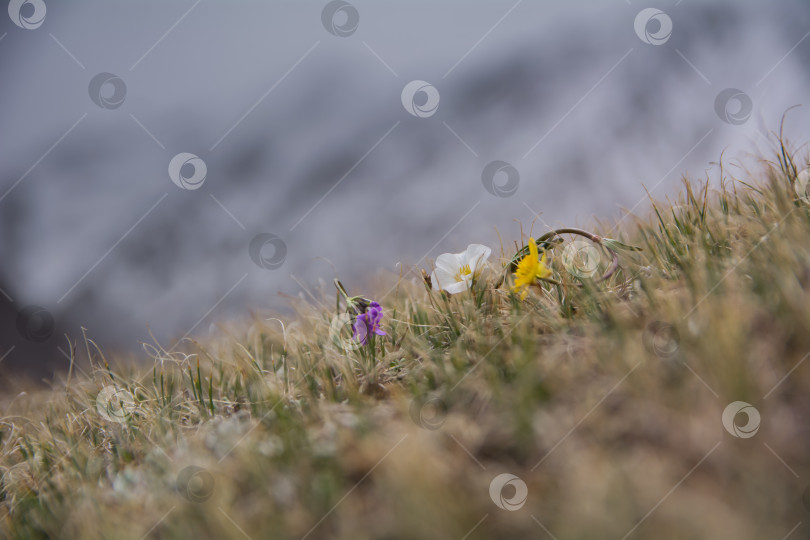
0, 0, 808, 377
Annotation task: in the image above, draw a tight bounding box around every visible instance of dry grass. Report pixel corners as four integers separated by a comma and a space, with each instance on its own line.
2, 133, 810, 539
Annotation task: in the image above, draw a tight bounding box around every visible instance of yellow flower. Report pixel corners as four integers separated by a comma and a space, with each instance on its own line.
512, 237, 551, 299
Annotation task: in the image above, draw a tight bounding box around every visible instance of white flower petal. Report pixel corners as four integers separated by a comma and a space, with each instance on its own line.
435, 253, 463, 274
442, 280, 470, 294
463, 244, 492, 272
431, 267, 456, 291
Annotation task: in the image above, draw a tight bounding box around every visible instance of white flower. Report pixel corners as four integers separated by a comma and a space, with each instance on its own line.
430, 244, 492, 294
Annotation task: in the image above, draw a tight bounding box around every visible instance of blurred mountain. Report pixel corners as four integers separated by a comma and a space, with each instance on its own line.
0, 0, 808, 378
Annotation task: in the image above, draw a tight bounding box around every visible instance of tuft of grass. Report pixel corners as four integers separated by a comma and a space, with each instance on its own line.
2, 135, 810, 539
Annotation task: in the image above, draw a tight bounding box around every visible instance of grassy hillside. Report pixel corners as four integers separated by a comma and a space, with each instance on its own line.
2, 135, 810, 539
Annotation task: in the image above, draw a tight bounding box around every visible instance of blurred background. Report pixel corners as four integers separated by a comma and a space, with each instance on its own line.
0, 0, 808, 381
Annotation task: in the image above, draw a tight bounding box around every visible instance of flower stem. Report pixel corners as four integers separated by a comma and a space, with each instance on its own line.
504, 228, 620, 284
334, 279, 350, 300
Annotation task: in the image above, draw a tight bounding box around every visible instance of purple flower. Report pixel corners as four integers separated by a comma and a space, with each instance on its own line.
352, 301, 387, 345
